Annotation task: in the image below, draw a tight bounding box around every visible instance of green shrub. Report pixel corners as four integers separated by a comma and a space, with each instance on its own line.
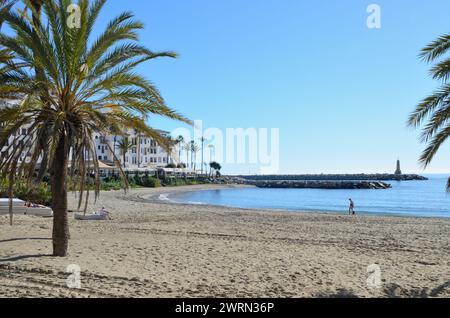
0, 178, 52, 205
142, 176, 161, 188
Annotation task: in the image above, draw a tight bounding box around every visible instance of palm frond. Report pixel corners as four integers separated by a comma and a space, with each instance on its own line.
419, 33, 450, 63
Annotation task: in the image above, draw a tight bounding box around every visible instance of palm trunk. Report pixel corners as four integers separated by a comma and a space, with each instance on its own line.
37, 148, 49, 180
137, 134, 141, 168
51, 135, 69, 257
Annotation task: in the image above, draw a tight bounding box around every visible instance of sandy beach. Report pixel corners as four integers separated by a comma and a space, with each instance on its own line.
1, 184, 449, 298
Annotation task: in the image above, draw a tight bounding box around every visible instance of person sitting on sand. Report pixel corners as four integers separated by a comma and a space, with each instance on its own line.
96, 207, 112, 220
348, 199, 355, 215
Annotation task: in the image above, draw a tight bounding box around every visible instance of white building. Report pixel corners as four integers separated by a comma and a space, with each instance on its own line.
1, 101, 179, 171
0, 99, 35, 163
93, 129, 179, 170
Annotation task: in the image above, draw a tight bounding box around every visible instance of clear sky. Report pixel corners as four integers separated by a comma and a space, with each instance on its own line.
28, 1, 450, 174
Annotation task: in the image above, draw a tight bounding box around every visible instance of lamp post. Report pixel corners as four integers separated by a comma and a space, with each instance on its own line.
200, 137, 206, 175
208, 144, 214, 177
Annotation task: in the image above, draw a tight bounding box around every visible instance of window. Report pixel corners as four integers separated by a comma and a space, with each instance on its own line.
98, 156, 102, 160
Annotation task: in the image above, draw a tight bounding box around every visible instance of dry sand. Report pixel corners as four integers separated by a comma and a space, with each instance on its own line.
1, 184, 449, 298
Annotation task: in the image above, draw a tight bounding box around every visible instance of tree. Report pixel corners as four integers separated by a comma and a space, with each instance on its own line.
209, 161, 221, 177
183, 141, 190, 169
190, 140, 199, 171
116, 137, 132, 168
165, 136, 175, 165
0, 0, 15, 30
0, 0, 190, 256
408, 33, 450, 189
175, 135, 184, 165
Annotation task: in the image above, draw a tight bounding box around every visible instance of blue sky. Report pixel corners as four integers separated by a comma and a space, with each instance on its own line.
18, 1, 450, 174
59, 0, 450, 174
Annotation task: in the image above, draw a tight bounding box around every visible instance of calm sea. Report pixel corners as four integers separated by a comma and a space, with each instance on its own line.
168, 174, 450, 218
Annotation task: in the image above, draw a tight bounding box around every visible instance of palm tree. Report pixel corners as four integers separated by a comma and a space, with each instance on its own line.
0, 1, 15, 30
193, 143, 199, 171
0, 0, 190, 256
199, 136, 206, 174
190, 140, 199, 171
165, 136, 175, 165
176, 135, 184, 165
0, 1, 50, 181
183, 142, 190, 169
408, 33, 450, 189
209, 161, 222, 177
116, 137, 132, 168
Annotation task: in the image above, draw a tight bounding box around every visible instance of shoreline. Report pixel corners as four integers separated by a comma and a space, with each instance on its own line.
1, 184, 450, 298
138, 184, 450, 221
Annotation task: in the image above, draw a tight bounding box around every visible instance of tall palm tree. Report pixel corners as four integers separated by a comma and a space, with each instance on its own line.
408, 33, 450, 189
0, 0, 190, 256
165, 136, 175, 165
116, 137, 132, 168
176, 135, 184, 165
183, 141, 190, 169
199, 136, 206, 174
190, 140, 199, 171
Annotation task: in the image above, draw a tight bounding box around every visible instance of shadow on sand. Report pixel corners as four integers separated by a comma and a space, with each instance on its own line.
315, 281, 450, 298
0, 237, 52, 262
0, 237, 51, 244
0, 254, 52, 262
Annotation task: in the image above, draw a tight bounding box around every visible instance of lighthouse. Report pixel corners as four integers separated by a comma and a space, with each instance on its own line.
395, 160, 402, 175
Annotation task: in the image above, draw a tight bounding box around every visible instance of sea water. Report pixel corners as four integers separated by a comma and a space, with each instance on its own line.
168, 174, 450, 218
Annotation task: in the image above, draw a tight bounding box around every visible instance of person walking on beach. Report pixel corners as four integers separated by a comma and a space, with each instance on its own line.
348, 199, 355, 215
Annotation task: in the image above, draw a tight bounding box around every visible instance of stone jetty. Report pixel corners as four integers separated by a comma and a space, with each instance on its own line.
231, 179, 392, 190
227, 173, 428, 190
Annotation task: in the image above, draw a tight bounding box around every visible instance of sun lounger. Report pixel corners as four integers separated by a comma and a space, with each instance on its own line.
0, 198, 53, 217
74, 213, 109, 221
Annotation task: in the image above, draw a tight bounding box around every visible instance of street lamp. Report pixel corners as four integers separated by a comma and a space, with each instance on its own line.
207, 144, 214, 176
